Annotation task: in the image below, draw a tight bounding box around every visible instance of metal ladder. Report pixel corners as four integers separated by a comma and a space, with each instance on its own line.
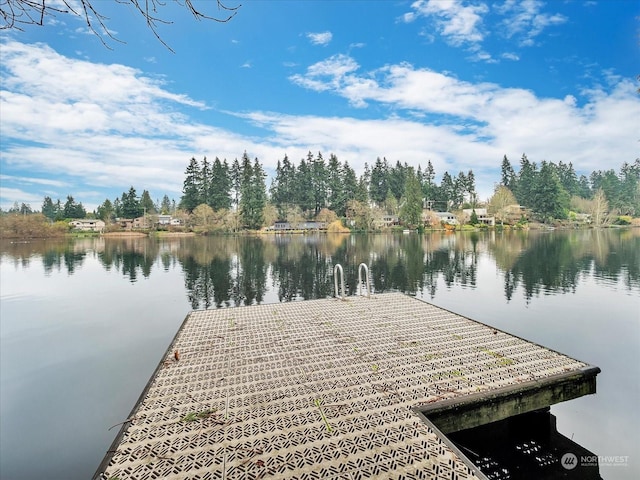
334, 263, 371, 299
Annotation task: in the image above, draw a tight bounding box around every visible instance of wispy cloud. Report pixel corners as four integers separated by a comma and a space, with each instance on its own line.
306, 31, 333, 46
501, 52, 520, 61
404, 0, 488, 47
1, 41, 638, 211
288, 54, 640, 191
497, 0, 567, 46
0, 175, 69, 188
289, 54, 360, 94
402, 0, 567, 60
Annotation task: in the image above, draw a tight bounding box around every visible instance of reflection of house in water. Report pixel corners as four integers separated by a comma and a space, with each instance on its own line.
270, 221, 327, 231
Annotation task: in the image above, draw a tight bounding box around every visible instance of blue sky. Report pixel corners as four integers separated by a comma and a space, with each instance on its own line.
1, 0, 638, 212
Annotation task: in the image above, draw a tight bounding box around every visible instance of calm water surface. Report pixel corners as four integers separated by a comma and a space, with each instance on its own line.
0, 230, 638, 479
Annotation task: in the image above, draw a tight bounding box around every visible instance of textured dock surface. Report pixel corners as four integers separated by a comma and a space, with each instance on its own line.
97, 293, 596, 480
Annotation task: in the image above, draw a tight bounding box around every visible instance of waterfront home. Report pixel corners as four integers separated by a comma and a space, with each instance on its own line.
69, 219, 105, 232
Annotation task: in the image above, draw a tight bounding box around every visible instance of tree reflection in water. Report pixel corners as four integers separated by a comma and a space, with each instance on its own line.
1, 229, 637, 308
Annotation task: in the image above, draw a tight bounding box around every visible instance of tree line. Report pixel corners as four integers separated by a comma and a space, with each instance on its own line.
3, 152, 639, 231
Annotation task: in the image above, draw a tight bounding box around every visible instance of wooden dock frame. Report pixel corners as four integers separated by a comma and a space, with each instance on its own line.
95, 292, 600, 480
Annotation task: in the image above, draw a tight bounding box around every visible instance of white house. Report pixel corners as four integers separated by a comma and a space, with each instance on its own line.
69, 219, 105, 232
462, 208, 495, 226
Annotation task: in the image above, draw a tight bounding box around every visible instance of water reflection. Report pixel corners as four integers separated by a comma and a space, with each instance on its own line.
0, 229, 638, 307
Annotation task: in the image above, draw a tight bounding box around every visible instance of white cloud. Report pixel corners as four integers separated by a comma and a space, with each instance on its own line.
406, 0, 488, 47
498, 0, 567, 46
0, 175, 69, 188
306, 31, 333, 46
1, 40, 638, 210
287, 54, 639, 197
289, 54, 360, 93
501, 52, 520, 61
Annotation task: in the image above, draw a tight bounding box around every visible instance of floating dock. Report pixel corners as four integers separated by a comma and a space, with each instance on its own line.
96, 292, 599, 480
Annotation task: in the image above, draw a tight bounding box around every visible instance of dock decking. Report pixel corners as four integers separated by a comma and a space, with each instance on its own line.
96, 292, 599, 480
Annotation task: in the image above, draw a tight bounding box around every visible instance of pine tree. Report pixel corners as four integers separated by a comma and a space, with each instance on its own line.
63, 195, 85, 218
400, 167, 423, 228
295, 157, 314, 214
369, 157, 389, 205
311, 151, 327, 216
122, 187, 142, 218
140, 190, 156, 214
200, 156, 211, 207
422, 160, 436, 209
500, 155, 516, 192
97, 199, 114, 222
516, 153, 537, 207
181, 157, 201, 213
531, 161, 568, 221
239, 154, 267, 229
160, 195, 172, 214
42, 196, 56, 220
231, 157, 241, 210
210, 157, 232, 210
440, 172, 455, 211
388, 161, 407, 201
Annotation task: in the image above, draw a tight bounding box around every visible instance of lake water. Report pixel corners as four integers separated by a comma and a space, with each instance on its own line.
0, 229, 638, 479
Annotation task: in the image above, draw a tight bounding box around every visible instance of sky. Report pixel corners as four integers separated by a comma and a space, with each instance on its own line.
0, 0, 638, 212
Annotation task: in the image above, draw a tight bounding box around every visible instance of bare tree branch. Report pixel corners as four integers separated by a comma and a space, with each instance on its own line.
0, 0, 240, 51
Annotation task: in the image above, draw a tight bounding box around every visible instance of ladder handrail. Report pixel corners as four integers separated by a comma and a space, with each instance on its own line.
357, 263, 371, 297
334, 264, 346, 299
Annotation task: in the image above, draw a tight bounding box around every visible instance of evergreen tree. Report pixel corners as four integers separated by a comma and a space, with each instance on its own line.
440, 172, 455, 210
618, 160, 640, 215
355, 166, 369, 204
326, 154, 343, 216
557, 161, 579, 197
577, 175, 591, 198
369, 157, 389, 205
63, 195, 85, 218
96, 199, 114, 222
181, 157, 201, 213
590, 169, 620, 210
388, 161, 407, 201
465, 170, 477, 206
311, 151, 327, 216
160, 195, 172, 214
500, 155, 517, 192
122, 186, 142, 218
338, 160, 358, 217
231, 157, 241, 210
113, 197, 122, 218
295, 157, 314, 214
271, 154, 297, 218
42, 196, 57, 220
422, 160, 436, 209
400, 167, 423, 227
239, 154, 267, 229
140, 190, 156, 214
531, 161, 568, 221
516, 153, 537, 207
200, 156, 211, 207
210, 157, 232, 210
